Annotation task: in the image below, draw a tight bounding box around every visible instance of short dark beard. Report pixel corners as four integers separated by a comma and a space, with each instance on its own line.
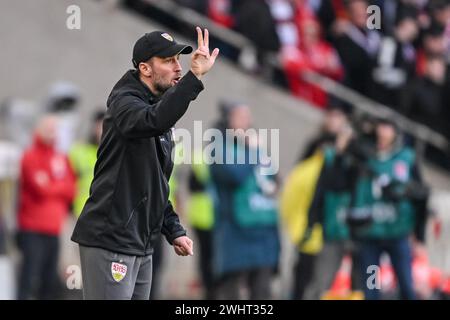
153, 81, 172, 96
150, 68, 172, 96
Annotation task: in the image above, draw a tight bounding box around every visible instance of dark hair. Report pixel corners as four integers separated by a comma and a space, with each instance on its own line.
375, 117, 399, 133
327, 95, 353, 115
395, 6, 419, 27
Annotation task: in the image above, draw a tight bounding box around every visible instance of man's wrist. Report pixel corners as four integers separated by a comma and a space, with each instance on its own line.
190, 69, 202, 80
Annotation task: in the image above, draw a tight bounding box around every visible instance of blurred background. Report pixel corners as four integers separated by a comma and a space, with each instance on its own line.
0, 0, 449, 300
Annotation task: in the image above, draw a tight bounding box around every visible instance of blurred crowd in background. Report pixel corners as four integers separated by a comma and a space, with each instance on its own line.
169, 0, 450, 168
0, 0, 449, 300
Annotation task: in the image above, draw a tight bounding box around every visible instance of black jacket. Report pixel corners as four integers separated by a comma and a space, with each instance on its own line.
71, 70, 204, 256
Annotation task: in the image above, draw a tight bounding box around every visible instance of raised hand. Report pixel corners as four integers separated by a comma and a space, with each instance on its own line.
190, 27, 219, 79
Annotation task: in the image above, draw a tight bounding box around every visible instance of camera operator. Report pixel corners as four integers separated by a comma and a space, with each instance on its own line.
333, 117, 429, 300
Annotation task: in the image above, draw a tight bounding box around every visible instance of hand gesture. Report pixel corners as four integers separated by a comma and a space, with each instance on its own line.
172, 235, 194, 256
190, 27, 219, 79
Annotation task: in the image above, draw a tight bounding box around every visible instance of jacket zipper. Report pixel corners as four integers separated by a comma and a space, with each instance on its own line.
124, 195, 147, 228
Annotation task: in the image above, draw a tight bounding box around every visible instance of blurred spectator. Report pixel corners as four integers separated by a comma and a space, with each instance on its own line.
0, 81, 80, 154
302, 148, 361, 299
45, 81, 81, 154
17, 115, 76, 299
0, 141, 22, 254
369, 9, 419, 109
402, 55, 448, 136
233, 0, 281, 69
69, 110, 105, 218
375, 0, 402, 36
335, 117, 429, 299
426, 0, 450, 57
416, 22, 446, 76
210, 100, 280, 299
335, 0, 381, 96
269, 0, 299, 48
282, 104, 358, 299
282, 17, 344, 107
294, 0, 338, 42
374, 0, 427, 36
0, 98, 40, 150
186, 150, 216, 299
402, 55, 450, 169
281, 148, 325, 299
300, 100, 351, 159
207, 0, 236, 28
151, 144, 184, 300
0, 110, 28, 300
174, 0, 208, 14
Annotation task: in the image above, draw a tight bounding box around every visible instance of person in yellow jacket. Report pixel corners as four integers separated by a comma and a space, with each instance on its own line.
151, 141, 183, 300
69, 110, 104, 218
186, 150, 216, 299
281, 104, 351, 299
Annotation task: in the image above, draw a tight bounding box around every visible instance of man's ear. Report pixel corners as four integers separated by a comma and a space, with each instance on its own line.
139, 62, 152, 77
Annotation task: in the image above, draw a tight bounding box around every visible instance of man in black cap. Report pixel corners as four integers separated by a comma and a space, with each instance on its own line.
71, 27, 219, 299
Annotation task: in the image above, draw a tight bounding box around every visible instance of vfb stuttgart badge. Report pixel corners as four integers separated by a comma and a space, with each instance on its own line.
161, 32, 173, 42
111, 262, 127, 282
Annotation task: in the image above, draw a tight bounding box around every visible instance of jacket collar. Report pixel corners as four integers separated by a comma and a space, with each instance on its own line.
107, 69, 159, 106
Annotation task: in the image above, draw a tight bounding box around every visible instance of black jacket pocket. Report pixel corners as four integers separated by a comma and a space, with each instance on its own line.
124, 195, 148, 228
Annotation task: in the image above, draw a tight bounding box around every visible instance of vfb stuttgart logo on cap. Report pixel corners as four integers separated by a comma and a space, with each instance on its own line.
111, 262, 127, 282
161, 32, 174, 42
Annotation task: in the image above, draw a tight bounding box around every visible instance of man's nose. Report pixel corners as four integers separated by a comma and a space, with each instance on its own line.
174, 60, 182, 72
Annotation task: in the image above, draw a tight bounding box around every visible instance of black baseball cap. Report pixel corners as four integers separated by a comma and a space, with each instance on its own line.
132, 31, 193, 68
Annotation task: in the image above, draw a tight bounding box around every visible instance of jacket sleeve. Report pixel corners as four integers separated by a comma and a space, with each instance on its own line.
161, 200, 187, 245
112, 71, 204, 138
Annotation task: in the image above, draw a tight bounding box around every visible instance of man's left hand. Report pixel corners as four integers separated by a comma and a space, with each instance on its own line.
173, 235, 194, 256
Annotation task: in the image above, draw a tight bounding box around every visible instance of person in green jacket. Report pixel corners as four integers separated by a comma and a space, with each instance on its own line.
335, 117, 429, 300
69, 110, 104, 218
